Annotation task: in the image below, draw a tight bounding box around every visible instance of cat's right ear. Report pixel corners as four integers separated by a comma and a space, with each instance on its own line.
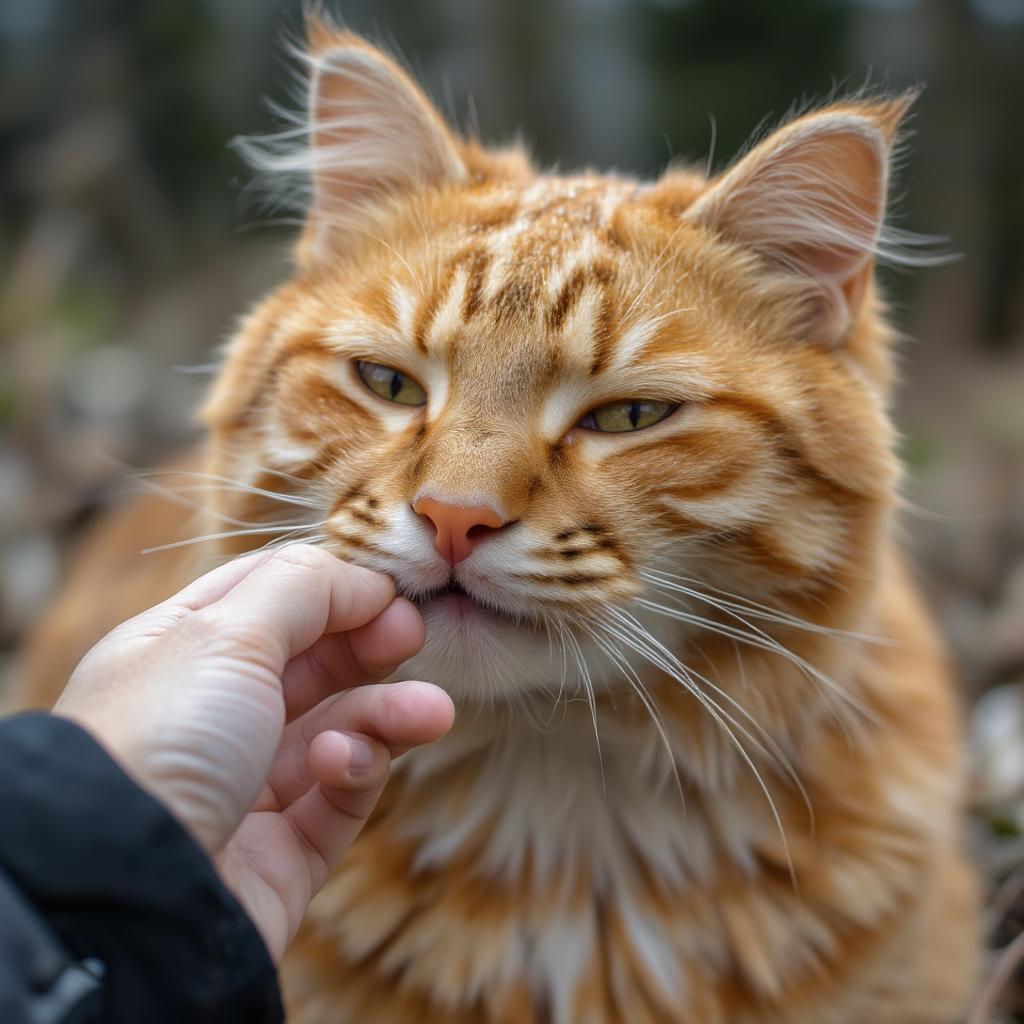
303, 27, 466, 260
682, 97, 915, 346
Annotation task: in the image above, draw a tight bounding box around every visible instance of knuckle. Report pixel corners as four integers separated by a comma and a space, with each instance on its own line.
185, 605, 264, 652
177, 606, 222, 643
270, 544, 334, 574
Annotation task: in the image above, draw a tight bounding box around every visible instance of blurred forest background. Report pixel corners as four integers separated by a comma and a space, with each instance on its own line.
1, 0, 1023, 1016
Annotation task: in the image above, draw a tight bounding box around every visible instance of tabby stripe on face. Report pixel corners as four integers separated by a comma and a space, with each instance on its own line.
710, 523, 820, 579
547, 266, 589, 332
711, 394, 869, 503
544, 260, 619, 375
603, 428, 756, 500
330, 531, 392, 558
585, 263, 619, 377
411, 272, 452, 355
266, 332, 332, 380
461, 247, 490, 321
268, 348, 373, 468
511, 572, 614, 586
411, 246, 493, 352
493, 275, 540, 323
330, 482, 387, 530
349, 508, 385, 528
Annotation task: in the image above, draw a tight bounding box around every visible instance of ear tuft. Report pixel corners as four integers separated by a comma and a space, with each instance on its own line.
685, 95, 920, 344
234, 21, 465, 261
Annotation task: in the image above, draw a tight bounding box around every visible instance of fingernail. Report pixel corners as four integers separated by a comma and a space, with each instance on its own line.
344, 733, 374, 774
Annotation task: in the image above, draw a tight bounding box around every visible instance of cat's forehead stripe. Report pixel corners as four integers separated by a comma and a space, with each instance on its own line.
393, 188, 645, 373
389, 281, 416, 338
349, 181, 669, 390
606, 316, 660, 374
425, 265, 470, 352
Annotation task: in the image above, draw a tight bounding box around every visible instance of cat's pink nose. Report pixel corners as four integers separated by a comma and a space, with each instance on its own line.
413, 497, 506, 565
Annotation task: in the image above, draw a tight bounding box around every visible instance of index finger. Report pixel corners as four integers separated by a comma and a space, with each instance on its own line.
196, 545, 396, 668
280, 596, 425, 721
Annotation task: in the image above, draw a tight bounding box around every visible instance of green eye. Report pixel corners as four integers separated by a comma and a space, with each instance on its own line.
578, 400, 677, 433
356, 361, 427, 407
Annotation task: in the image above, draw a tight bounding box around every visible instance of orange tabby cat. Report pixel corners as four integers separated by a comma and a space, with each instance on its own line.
14, 23, 980, 1024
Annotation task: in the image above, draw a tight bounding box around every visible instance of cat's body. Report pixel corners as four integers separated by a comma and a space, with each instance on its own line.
13, 24, 979, 1024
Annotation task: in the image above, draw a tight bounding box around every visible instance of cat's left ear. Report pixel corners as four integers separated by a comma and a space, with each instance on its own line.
685, 96, 914, 345
302, 27, 467, 259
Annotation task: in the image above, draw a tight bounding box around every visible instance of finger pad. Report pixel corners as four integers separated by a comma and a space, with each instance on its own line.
350, 598, 425, 674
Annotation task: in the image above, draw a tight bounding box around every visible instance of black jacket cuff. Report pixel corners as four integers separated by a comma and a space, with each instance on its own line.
0, 712, 284, 1023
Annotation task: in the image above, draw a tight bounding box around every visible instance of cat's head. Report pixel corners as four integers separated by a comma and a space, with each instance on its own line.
202, 25, 913, 706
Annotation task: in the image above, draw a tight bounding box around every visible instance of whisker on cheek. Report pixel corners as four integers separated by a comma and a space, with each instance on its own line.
141, 520, 328, 555
133, 467, 323, 510
594, 606, 799, 888
571, 613, 683, 804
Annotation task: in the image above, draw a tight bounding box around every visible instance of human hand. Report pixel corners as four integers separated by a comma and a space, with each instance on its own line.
54, 545, 453, 960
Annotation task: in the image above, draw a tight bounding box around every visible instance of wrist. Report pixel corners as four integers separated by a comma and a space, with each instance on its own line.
53, 708, 226, 854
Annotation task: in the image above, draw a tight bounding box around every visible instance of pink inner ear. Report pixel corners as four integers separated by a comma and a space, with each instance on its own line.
688, 115, 890, 343
310, 61, 381, 210
771, 130, 886, 284
308, 47, 465, 225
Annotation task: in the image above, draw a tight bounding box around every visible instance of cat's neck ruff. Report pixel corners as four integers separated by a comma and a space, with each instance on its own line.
391, 699, 770, 895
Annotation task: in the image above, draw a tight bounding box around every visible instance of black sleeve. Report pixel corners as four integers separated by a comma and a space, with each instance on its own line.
0, 713, 284, 1024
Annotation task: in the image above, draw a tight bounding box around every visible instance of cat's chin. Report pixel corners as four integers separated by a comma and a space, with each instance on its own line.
397, 581, 685, 705
399, 591, 560, 703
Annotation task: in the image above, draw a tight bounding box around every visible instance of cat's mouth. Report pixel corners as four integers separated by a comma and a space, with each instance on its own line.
409, 577, 536, 628
425, 579, 470, 600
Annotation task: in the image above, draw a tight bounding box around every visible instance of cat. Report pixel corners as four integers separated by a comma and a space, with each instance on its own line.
14, 21, 980, 1024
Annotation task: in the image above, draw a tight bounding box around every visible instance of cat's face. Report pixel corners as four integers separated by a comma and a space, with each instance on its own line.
204, 29, 903, 704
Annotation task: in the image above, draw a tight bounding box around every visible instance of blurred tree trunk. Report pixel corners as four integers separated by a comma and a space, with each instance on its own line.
911, 0, 995, 371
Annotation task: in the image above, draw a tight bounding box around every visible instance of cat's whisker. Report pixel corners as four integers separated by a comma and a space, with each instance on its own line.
642, 563, 845, 667
227, 456, 317, 488
541, 614, 555, 664
634, 593, 880, 737
641, 566, 895, 645
639, 582, 863, 743
639, 591, 846, 713
607, 603, 811, 806
133, 468, 322, 510
573, 614, 685, 805
600, 608, 772, 764
543, 617, 572, 729
140, 521, 328, 555
103, 458, 325, 533
128, 475, 276, 529
596, 607, 798, 888
643, 598, 860, 749
642, 628, 814, 831
210, 531, 330, 567
562, 621, 607, 795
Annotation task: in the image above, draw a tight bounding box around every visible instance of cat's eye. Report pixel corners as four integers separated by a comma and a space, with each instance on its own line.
577, 399, 677, 433
355, 360, 427, 407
